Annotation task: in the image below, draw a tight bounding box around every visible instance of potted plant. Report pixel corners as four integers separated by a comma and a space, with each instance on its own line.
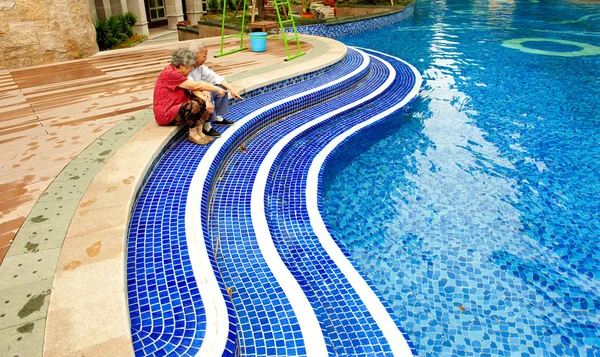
301, 0, 313, 17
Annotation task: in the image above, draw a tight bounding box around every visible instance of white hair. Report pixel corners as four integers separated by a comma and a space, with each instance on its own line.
170, 48, 197, 67
189, 41, 207, 53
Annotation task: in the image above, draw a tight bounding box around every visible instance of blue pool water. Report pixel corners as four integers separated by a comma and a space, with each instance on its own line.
323, 1, 600, 356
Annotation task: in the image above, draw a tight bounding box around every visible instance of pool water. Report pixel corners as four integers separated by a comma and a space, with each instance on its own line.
323, 0, 600, 356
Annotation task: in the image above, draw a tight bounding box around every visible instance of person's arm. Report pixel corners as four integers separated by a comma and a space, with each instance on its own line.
191, 90, 214, 113
179, 79, 226, 97
219, 80, 242, 100
199, 65, 241, 100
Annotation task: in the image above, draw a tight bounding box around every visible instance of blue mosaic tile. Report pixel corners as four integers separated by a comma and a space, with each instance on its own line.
208, 49, 419, 356
287, 6, 414, 38
127, 49, 369, 356
265, 49, 419, 356
324, 1, 600, 356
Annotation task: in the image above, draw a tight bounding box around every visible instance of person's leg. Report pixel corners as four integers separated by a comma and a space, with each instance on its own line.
175, 100, 212, 145
212, 86, 235, 126
202, 88, 226, 137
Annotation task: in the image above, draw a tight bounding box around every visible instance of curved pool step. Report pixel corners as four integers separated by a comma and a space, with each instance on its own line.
126, 48, 370, 356
262, 48, 423, 356
207, 51, 398, 355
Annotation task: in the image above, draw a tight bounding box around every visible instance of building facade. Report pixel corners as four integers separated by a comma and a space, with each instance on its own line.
90, 0, 208, 34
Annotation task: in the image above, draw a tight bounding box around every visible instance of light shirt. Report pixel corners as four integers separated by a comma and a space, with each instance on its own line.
187, 65, 224, 85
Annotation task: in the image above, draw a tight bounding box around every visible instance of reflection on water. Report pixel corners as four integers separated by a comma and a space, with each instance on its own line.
324, 0, 600, 355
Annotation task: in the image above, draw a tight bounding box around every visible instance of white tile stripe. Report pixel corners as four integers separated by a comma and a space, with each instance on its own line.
306, 48, 423, 356
186, 49, 371, 357
251, 50, 396, 355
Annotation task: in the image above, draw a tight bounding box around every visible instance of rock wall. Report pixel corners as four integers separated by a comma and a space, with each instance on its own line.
336, 6, 399, 17
0, 0, 98, 69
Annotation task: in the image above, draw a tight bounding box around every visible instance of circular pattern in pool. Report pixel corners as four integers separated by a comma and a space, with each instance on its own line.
502, 38, 600, 57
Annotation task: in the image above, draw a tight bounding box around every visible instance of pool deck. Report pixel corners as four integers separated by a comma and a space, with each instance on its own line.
0, 33, 347, 356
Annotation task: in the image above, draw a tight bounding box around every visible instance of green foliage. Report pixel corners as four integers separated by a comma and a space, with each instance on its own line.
95, 12, 139, 51
302, 0, 312, 13
121, 12, 137, 27
114, 34, 148, 49
208, 0, 220, 11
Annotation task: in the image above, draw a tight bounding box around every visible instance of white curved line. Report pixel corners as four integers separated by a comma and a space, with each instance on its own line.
186, 49, 371, 356
306, 48, 422, 356
252, 49, 396, 356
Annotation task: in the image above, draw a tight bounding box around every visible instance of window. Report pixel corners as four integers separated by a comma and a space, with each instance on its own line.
149, 0, 167, 21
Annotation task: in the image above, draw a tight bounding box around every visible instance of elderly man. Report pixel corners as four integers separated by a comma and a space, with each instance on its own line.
188, 41, 242, 138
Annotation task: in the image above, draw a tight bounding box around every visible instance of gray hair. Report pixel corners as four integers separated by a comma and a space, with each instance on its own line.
170, 48, 197, 67
189, 40, 207, 53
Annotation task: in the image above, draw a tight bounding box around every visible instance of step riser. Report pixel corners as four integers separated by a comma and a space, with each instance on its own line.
186, 48, 372, 355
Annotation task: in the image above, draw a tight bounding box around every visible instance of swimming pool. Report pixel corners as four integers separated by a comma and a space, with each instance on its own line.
323, 0, 600, 356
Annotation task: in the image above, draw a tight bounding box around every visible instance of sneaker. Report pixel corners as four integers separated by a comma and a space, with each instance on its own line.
214, 118, 235, 126
203, 127, 222, 138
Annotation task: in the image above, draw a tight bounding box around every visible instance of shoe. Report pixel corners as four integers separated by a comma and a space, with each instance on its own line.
188, 133, 211, 145
213, 118, 235, 126
203, 127, 222, 138
195, 127, 214, 142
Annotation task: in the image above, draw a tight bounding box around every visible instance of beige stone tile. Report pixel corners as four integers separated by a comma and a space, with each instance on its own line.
35, 179, 89, 203
64, 205, 128, 240
0, 279, 52, 329
58, 225, 126, 268
0, 318, 45, 357
45, 259, 133, 356
74, 185, 133, 213
23, 198, 80, 228
6, 217, 71, 257
51, 334, 134, 357
0, 248, 61, 290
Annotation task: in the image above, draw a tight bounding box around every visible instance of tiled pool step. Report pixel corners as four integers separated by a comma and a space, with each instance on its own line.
263, 48, 423, 356
127, 48, 370, 356
209, 53, 393, 356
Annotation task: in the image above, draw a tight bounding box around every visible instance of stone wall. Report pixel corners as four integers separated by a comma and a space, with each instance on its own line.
336, 6, 399, 17
0, 0, 99, 69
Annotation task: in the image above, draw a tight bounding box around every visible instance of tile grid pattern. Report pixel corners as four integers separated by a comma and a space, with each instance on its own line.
126, 50, 364, 356
288, 6, 414, 38
200, 49, 368, 356
207, 51, 381, 356
264, 57, 397, 355
267, 48, 420, 355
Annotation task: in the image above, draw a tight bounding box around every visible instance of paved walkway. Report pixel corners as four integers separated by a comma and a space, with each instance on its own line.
0, 35, 311, 264
0, 31, 350, 356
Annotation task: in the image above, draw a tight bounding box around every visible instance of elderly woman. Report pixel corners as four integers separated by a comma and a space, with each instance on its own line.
153, 48, 227, 145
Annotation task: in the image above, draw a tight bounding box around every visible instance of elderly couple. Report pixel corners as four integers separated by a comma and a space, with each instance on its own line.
153, 41, 242, 145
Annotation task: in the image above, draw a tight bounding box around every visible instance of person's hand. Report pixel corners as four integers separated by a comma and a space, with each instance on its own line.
228, 88, 242, 100
216, 88, 227, 98
205, 99, 214, 114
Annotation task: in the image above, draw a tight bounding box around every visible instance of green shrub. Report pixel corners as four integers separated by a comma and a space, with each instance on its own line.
121, 12, 137, 27
208, 0, 220, 11
227, 0, 242, 11
95, 12, 139, 51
